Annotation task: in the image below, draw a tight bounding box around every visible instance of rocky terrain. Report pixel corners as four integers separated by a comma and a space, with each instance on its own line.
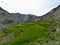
11, 13, 37, 23
0, 7, 17, 28
42, 5, 60, 22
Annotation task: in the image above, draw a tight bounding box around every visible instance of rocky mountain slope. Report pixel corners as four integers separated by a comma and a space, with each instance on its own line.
11, 13, 37, 23
0, 7, 17, 28
0, 7, 38, 28
42, 5, 60, 22
0, 5, 60, 26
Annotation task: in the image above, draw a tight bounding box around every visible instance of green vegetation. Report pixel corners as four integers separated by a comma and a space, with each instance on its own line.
0, 20, 60, 45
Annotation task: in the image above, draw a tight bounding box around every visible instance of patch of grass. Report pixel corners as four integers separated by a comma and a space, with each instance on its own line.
7, 22, 48, 45
0, 20, 60, 45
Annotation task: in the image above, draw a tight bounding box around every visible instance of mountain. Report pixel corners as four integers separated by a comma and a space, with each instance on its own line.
0, 5, 60, 28
42, 5, 60, 22
11, 13, 37, 23
0, 5, 60, 29
0, 7, 38, 28
0, 7, 17, 28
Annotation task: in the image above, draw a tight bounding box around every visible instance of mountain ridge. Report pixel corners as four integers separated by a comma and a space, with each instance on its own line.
41, 5, 60, 22
0, 5, 60, 28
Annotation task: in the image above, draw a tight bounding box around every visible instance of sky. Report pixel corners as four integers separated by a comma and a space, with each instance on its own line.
0, 0, 60, 16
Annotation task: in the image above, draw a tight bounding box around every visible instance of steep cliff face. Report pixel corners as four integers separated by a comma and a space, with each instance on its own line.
0, 7, 17, 28
42, 5, 60, 22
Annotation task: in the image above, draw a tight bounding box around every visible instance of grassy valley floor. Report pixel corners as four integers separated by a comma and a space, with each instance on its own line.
0, 20, 60, 45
